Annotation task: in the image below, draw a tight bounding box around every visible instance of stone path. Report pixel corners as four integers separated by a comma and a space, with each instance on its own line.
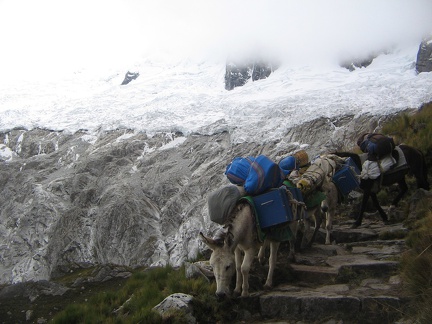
244, 219, 411, 323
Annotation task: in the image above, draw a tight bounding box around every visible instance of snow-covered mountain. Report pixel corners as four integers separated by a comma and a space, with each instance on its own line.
1, 0, 432, 142
1, 0, 432, 284
1, 45, 432, 145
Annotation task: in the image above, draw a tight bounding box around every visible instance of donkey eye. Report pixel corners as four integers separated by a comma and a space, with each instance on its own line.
225, 265, 231, 271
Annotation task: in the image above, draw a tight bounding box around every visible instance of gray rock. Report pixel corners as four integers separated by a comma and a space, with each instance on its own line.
184, 262, 210, 282
121, 71, 140, 85
26, 309, 33, 321
416, 36, 432, 73
153, 293, 196, 323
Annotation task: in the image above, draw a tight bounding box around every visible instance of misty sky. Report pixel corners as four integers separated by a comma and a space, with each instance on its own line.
0, 0, 431, 81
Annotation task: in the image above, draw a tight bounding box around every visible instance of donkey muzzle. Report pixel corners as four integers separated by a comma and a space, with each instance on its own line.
297, 179, 312, 194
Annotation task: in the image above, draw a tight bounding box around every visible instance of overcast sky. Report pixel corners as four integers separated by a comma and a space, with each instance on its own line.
0, 0, 431, 80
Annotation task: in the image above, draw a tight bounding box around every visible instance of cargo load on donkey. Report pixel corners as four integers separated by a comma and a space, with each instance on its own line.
357, 133, 395, 161
216, 155, 304, 236
249, 186, 305, 229
207, 185, 245, 225
224, 157, 254, 185
278, 150, 328, 209
224, 155, 285, 195
279, 149, 310, 179
357, 133, 397, 180
332, 157, 361, 197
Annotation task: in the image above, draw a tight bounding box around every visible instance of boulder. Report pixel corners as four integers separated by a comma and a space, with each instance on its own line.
153, 293, 196, 323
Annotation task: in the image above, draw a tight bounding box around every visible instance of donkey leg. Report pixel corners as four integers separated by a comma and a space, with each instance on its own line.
308, 208, 322, 248
391, 179, 408, 207
263, 241, 280, 290
258, 240, 269, 265
352, 191, 369, 228
324, 211, 332, 245
320, 200, 332, 245
239, 248, 256, 297
288, 221, 298, 262
370, 193, 389, 224
301, 211, 317, 249
233, 247, 243, 297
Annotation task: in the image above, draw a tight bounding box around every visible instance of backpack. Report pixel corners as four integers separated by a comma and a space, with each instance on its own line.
244, 155, 285, 195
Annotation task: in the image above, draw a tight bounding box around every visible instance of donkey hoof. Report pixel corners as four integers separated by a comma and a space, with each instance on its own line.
263, 283, 273, 291
288, 254, 296, 263
351, 222, 360, 229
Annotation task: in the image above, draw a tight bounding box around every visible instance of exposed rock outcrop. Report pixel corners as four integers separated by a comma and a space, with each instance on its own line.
416, 36, 432, 73
121, 71, 140, 85
225, 60, 275, 90
340, 57, 375, 72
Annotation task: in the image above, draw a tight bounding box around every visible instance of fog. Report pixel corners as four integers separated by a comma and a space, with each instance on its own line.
0, 0, 431, 81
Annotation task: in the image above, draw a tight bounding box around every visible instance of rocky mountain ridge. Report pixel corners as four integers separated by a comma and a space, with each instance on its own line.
0, 110, 416, 285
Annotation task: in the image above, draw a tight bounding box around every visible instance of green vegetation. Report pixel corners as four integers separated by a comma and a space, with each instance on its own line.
51, 265, 224, 323
382, 101, 432, 323
383, 102, 432, 164
400, 207, 432, 323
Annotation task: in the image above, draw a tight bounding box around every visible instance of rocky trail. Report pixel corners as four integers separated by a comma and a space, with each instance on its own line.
0, 203, 419, 324
235, 216, 411, 324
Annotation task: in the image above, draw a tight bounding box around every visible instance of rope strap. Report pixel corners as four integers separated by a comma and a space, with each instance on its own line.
284, 188, 307, 220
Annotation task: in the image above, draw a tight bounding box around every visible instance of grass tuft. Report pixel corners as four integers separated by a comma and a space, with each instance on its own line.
383, 102, 432, 164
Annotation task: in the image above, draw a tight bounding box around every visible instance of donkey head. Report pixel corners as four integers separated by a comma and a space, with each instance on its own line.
199, 231, 235, 298
297, 178, 313, 194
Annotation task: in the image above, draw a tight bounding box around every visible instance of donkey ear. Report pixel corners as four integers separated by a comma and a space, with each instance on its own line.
225, 233, 235, 252
199, 232, 222, 250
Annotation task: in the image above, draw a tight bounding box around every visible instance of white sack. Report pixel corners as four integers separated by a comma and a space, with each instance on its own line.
361, 160, 381, 180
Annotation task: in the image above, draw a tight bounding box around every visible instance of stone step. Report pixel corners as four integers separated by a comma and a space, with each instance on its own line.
243, 221, 410, 323
312, 220, 408, 245
327, 255, 400, 283
289, 257, 399, 287
290, 264, 339, 284
257, 280, 410, 323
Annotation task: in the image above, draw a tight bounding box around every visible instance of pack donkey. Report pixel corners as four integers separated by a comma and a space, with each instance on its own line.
335, 144, 430, 227
296, 154, 345, 245
200, 197, 298, 298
